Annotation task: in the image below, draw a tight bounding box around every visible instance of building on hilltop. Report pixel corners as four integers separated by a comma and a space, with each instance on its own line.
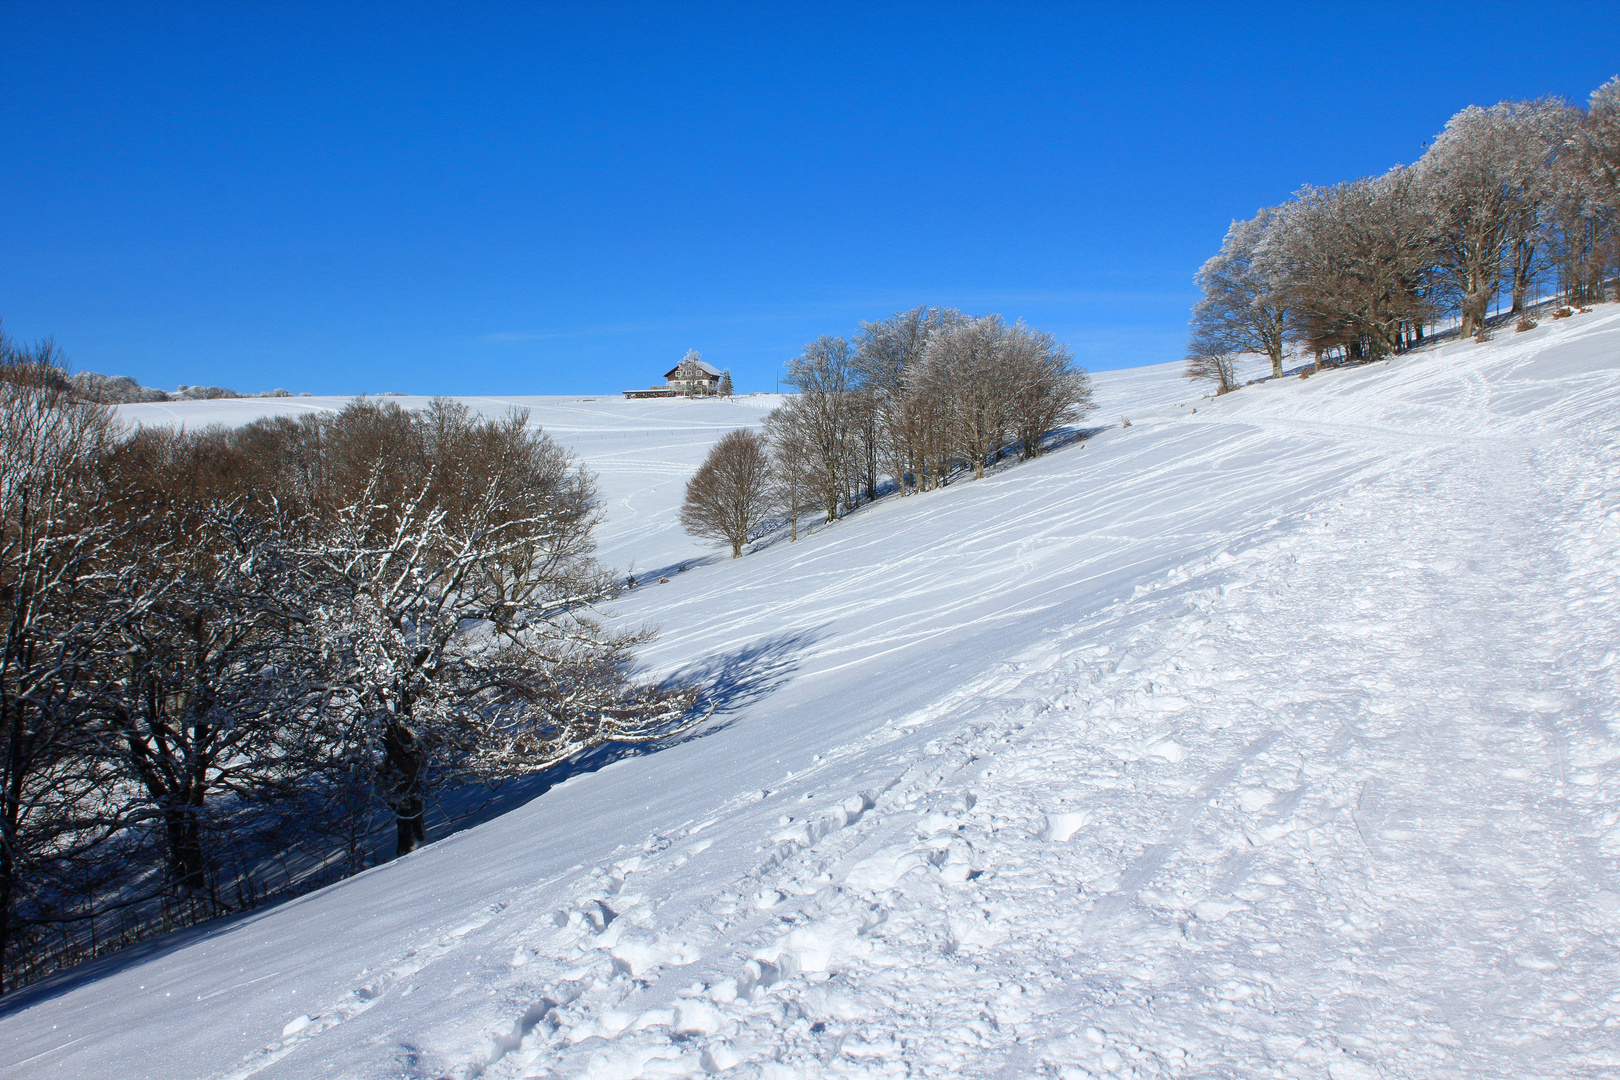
622, 350, 725, 398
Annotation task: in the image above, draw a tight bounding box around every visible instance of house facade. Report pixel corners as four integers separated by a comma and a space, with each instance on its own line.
622, 352, 725, 398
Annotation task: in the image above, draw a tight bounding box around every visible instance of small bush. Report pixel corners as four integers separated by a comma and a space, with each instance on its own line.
1515, 317, 1538, 333
1552, 306, 1573, 320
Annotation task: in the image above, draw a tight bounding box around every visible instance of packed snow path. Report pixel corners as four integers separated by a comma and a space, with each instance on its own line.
5, 313, 1620, 1078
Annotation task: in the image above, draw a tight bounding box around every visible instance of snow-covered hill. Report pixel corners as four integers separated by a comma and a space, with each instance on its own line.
6, 319, 1619, 1079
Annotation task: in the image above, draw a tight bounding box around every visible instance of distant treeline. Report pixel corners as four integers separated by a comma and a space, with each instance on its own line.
0, 331, 694, 992
682, 308, 1094, 558
1187, 77, 1620, 391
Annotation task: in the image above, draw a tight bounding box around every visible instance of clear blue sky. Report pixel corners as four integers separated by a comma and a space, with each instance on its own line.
4, 2, 1617, 395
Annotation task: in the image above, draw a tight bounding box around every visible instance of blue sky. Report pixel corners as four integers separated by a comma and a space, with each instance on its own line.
3, 3, 1617, 395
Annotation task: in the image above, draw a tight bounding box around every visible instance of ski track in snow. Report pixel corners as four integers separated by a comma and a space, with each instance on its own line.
5, 318, 1620, 1078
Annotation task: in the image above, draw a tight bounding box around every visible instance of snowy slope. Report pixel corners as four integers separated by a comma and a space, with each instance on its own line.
6, 320, 1620, 1079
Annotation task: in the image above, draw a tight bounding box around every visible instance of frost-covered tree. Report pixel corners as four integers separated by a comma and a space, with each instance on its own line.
924, 315, 1012, 479
1261, 170, 1436, 361
1191, 209, 1289, 379
1002, 321, 1093, 459
92, 429, 327, 897
718, 369, 733, 397
286, 400, 692, 856
777, 336, 858, 522
1549, 78, 1620, 305
1418, 101, 1580, 335
763, 408, 814, 541
1580, 76, 1620, 204
679, 429, 773, 557
853, 307, 963, 495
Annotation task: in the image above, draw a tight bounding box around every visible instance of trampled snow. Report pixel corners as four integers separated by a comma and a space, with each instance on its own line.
4, 315, 1619, 1078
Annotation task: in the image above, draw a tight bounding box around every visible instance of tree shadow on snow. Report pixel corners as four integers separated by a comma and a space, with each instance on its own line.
0, 630, 824, 1017
425, 626, 823, 838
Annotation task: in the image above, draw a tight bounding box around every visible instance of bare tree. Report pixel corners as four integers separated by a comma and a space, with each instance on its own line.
90, 429, 325, 899
1183, 341, 1239, 394
680, 429, 774, 557
763, 408, 814, 541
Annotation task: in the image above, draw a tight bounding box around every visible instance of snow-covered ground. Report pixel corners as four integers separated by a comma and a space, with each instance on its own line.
6, 315, 1620, 1079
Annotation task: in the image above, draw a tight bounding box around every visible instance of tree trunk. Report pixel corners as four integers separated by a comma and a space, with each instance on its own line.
165, 802, 209, 895
0, 736, 23, 995
383, 717, 427, 857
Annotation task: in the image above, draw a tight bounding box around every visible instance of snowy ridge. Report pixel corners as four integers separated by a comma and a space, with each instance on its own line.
4, 314, 1620, 1079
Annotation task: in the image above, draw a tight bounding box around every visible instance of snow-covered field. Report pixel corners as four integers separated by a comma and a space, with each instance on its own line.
6, 314, 1620, 1079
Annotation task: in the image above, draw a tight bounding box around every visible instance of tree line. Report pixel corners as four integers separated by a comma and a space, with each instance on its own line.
0, 332, 694, 991
682, 308, 1094, 557
1188, 77, 1620, 389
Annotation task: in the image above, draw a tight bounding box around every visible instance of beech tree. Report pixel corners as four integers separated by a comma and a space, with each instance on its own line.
779, 336, 858, 522
679, 429, 773, 557
1191, 209, 1289, 379
924, 315, 1009, 479
853, 307, 962, 494
1183, 341, 1239, 394
763, 408, 814, 541
0, 348, 130, 990
1002, 321, 1093, 459
288, 400, 692, 856
1260, 170, 1436, 361
94, 430, 324, 897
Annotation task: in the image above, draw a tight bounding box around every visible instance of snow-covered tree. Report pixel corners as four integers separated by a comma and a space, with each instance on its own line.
763, 407, 815, 541
853, 307, 963, 495
777, 336, 858, 522
289, 400, 694, 856
1183, 343, 1239, 394
1260, 170, 1436, 362
923, 315, 1014, 479
1191, 209, 1289, 379
1418, 101, 1579, 336
0, 349, 129, 990
1002, 321, 1093, 459
92, 429, 328, 898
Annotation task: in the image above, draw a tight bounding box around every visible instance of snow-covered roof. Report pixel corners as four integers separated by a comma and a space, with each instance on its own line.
664, 359, 722, 379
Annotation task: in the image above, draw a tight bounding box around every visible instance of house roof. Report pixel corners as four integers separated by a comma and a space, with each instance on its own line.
664, 359, 723, 379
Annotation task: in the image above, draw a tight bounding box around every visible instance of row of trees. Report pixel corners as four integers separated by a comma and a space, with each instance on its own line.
681, 308, 1093, 557
1189, 77, 1620, 385
1, 336, 693, 990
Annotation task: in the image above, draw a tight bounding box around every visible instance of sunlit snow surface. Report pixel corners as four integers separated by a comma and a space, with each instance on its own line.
6, 320, 1620, 1078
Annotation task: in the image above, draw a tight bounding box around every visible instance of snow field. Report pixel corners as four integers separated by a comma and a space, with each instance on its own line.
4, 312, 1620, 1078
